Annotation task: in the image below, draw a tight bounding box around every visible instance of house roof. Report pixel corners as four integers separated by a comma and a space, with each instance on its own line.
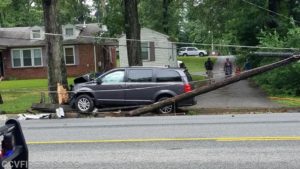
0, 23, 115, 47
119, 27, 169, 40
141, 28, 170, 39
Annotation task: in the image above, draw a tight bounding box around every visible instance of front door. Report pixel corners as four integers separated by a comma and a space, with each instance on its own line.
0, 52, 3, 76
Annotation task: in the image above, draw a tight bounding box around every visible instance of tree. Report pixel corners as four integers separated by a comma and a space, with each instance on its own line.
100, 0, 124, 37
42, 0, 68, 103
0, 0, 43, 27
58, 0, 92, 24
123, 0, 142, 66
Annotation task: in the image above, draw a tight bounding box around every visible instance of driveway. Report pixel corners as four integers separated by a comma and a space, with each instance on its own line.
193, 56, 281, 108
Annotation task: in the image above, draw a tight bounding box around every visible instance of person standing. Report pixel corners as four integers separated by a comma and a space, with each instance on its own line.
224, 58, 233, 78
205, 58, 214, 84
243, 59, 252, 71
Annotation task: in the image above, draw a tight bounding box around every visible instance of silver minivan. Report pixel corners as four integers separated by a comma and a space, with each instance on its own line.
71, 67, 196, 113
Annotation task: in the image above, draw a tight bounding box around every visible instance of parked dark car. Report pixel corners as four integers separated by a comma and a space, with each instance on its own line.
70, 67, 196, 113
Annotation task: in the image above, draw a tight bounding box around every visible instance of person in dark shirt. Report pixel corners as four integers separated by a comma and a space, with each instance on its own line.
205, 58, 214, 84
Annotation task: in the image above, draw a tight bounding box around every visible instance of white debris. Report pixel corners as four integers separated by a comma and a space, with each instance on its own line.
17, 114, 50, 120
56, 107, 65, 118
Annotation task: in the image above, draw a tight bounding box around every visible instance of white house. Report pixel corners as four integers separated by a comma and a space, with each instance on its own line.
118, 28, 177, 67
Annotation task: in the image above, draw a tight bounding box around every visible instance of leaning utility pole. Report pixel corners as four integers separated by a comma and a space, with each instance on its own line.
126, 55, 300, 116
43, 0, 68, 103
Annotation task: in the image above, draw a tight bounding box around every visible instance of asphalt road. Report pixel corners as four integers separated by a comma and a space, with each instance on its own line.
193, 56, 281, 108
3, 113, 300, 169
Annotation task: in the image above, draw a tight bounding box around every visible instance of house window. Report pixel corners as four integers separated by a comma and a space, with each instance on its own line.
12, 48, 42, 68
32, 30, 41, 39
141, 42, 150, 60
64, 46, 75, 65
65, 28, 74, 37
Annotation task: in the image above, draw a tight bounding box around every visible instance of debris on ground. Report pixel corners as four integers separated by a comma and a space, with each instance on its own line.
17, 113, 51, 120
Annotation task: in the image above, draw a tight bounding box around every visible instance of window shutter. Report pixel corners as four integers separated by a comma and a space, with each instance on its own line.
149, 42, 155, 61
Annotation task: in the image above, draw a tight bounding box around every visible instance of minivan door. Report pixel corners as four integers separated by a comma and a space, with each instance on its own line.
93, 70, 126, 106
124, 69, 157, 105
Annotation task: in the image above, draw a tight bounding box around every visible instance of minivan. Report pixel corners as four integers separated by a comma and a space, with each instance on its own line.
71, 67, 196, 114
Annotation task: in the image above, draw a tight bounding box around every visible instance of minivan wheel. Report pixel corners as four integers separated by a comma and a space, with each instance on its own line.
157, 97, 174, 114
199, 52, 204, 56
75, 95, 94, 113
183, 53, 187, 56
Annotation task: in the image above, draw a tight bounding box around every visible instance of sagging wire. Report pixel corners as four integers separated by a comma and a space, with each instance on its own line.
242, 0, 300, 24
0, 30, 298, 51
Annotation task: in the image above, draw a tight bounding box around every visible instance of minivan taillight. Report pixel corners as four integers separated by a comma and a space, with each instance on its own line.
184, 84, 192, 93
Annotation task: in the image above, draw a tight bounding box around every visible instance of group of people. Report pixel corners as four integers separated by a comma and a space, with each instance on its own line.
204, 57, 252, 84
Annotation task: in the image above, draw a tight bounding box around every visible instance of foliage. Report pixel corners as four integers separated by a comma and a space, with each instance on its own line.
252, 28, 300, 96
0, 0, 43, 27
102, 0, 124, 37
59, 0, 92, 24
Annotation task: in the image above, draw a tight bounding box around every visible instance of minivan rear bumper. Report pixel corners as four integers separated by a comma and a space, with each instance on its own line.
177, 97, 197, 107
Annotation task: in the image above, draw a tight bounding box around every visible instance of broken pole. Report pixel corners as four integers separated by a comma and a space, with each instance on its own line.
126, 55, 300, 116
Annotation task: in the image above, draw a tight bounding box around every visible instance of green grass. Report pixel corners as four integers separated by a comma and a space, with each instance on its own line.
269, 97, 300, 107
177, 56, 216, 73
0, 78, 75, 113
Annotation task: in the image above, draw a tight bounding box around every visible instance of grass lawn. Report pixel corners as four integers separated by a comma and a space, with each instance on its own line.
0, 78, 74, 113
269, 97, 300, 107
177, 56, 216, 73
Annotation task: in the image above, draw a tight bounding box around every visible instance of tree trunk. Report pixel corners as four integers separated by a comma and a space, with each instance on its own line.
43, 0, 68, 104
267, 0, 278, 28
123, 0, 142, 66
163, 0, 169, 34
126, 55, 300, 116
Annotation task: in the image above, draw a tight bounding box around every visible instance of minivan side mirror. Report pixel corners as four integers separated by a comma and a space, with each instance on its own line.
96, 78, 102, 85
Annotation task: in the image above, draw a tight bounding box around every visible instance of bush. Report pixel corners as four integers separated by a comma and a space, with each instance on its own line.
253, 28, 300, 96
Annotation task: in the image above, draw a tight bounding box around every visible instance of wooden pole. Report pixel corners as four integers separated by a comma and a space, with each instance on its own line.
126, 55, 300, 116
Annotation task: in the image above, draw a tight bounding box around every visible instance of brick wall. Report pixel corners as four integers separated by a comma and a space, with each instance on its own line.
3, 44, 98, 79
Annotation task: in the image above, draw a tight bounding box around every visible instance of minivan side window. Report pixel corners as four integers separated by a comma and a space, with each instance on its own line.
156, 70, 182, 82
101, 70, 125, 84
127, 69, 152, 82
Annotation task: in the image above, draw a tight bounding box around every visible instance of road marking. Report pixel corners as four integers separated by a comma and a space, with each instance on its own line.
27, 136, 300, 145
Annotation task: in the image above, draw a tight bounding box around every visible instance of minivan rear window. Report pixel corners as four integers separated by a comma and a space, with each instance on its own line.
156, 70, 182, 82
127, 69, 153, 82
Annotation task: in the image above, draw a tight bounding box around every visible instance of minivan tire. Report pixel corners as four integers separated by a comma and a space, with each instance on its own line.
183, 53, 187, 56
199, 52, 204, 56
157, 96, 174, 114
75, 94, 94, 113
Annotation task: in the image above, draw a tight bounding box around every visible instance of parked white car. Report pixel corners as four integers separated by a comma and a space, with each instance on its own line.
178, 47, 208, 56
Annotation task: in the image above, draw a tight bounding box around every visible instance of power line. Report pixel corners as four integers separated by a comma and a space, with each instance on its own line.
0, 33, 298, 51
242, 0, 300, 24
